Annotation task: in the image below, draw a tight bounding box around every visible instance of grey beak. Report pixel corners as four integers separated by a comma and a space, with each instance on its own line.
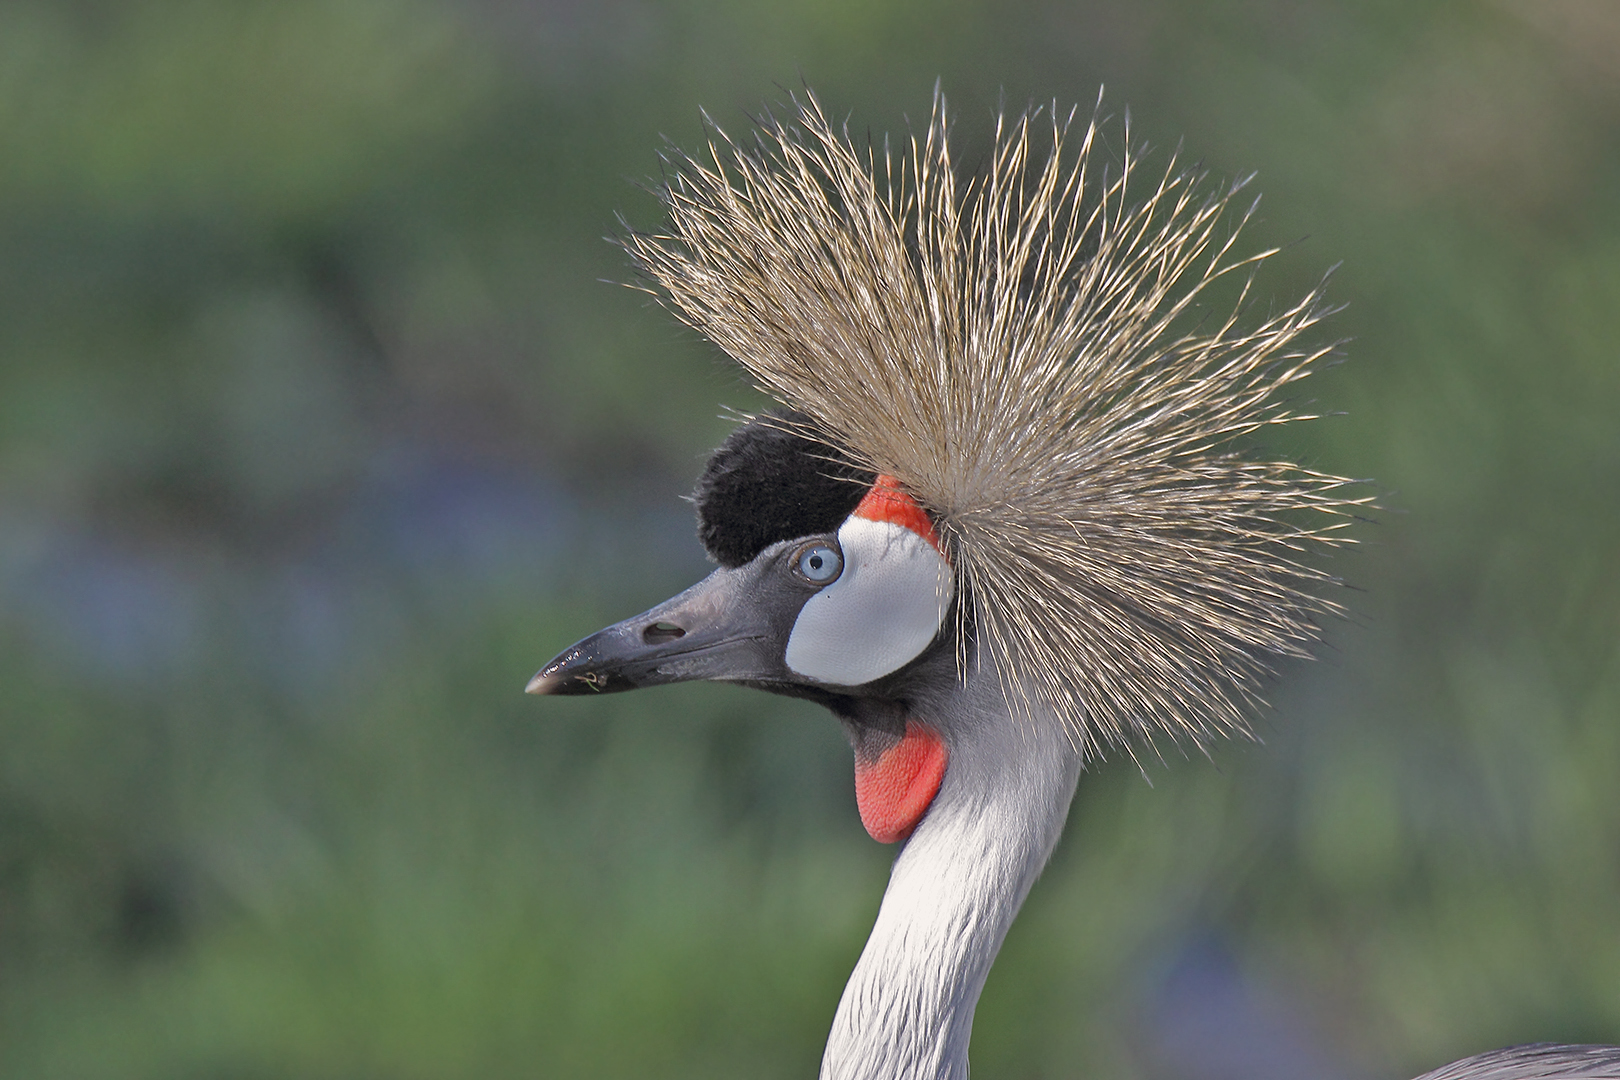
527, 566, 783, 696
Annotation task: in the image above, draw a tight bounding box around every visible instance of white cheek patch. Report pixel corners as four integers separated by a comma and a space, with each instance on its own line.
784, 516, 954, 686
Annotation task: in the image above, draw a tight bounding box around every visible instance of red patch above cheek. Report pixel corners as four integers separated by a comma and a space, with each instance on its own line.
854, 475, 944, 554
853, 721, 948, 844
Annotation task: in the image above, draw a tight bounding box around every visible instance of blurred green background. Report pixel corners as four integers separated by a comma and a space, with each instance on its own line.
1, 2, 1617, 1078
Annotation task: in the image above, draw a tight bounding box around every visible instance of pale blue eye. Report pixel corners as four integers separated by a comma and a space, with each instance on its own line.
796, 543, 843, 584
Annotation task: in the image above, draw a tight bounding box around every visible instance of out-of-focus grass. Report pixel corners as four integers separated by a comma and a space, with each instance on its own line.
2, 1, 1619, 1078
0, 602, 879, 1079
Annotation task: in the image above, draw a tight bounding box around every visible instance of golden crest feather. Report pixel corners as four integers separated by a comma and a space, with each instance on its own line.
625, 87, 1365, 755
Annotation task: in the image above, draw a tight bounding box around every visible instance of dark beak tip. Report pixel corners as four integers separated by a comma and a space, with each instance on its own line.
524, 650, 640, 697
525, 649, 581, 695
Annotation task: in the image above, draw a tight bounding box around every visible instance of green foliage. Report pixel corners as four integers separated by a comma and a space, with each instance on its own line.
2, 0, 1618, 1076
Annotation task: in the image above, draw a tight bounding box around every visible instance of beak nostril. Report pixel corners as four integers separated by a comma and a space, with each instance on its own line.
643, 621, 686, 644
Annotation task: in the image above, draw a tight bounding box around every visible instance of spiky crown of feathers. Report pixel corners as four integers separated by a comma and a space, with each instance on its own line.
625, 88, 1363, 756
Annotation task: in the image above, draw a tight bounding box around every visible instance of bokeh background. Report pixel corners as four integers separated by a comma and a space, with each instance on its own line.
1, 2, 1617, 1078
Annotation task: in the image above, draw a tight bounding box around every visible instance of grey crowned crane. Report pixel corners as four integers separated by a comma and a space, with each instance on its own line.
527, 90, 1620, 1080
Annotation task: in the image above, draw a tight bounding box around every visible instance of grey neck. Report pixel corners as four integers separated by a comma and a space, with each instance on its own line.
820, 681, 1084, 1080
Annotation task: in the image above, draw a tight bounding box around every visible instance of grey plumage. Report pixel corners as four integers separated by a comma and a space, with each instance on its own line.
1412, 1044, 1620, 1080
626, 87, 1366, 757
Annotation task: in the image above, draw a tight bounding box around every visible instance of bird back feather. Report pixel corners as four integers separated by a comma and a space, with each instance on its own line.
1410, 1044, 1620, 1080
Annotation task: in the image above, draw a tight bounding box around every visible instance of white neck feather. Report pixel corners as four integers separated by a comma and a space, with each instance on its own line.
821, 685, 1084, 1080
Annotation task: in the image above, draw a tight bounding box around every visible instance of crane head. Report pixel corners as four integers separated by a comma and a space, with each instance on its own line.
530, 86, 1367, 849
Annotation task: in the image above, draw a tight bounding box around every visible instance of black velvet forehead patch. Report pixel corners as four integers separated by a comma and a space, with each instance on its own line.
695, 411, 877, 567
